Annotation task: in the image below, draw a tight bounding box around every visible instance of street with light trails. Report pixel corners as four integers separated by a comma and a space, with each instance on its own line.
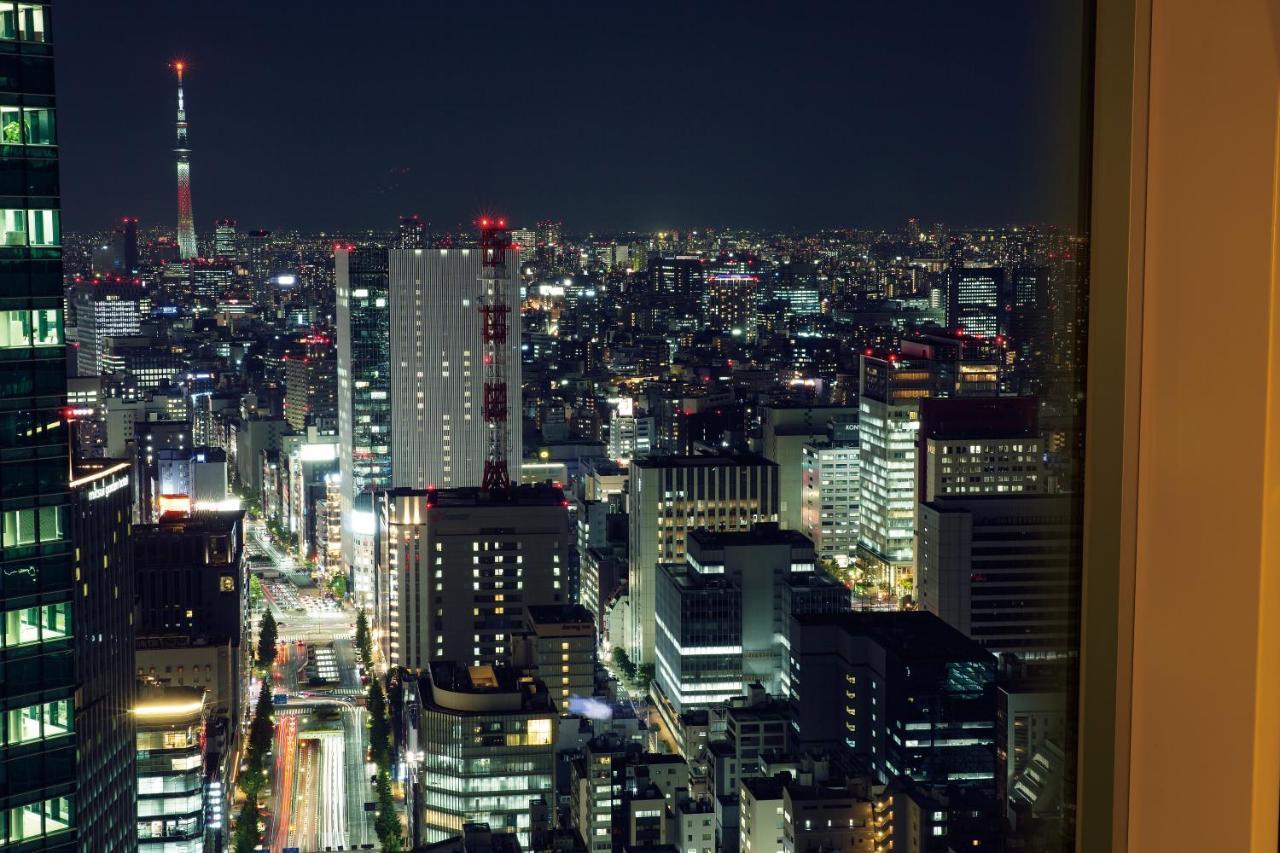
248, 517, 377, 852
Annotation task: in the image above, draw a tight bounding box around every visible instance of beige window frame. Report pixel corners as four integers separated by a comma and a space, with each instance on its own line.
1079, 1, 1280, 850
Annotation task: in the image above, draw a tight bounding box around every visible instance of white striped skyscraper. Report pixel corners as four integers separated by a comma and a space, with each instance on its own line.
388, 247, 521, 490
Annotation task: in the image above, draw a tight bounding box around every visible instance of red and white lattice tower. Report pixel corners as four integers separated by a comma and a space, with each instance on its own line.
172, 61, 197, 260
478, 217, 512, 495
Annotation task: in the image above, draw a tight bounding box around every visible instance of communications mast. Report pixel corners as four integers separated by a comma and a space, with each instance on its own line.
478, 217, 512, 495
172, 61, 197, 259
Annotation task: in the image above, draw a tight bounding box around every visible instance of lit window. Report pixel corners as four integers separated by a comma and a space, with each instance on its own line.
26, 209, 58, 246
527, 717, 553, 745
4, 699, 71, 746
0, 4, 46, 43
0, 309, 59, 348
4, 795, 73, 843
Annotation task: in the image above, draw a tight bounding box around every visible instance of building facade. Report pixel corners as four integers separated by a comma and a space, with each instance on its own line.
134, 687, 208, 853
917, 495, 1077, 656
418, 663, 557, 847
788, 612, 998, 792
336, 246, 392, 594
0, 7, 80, 846
387, 246, 521, 490
800, 419, 860, 567
378, 485, 570, 670
856, 355, 935, 591
72, 278, 143, 377
70, 460, 137, 852
627, 454, 778, 665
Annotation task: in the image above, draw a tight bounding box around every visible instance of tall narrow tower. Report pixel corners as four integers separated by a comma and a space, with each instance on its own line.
173, 61, 197, 259
479, 217, 512, 494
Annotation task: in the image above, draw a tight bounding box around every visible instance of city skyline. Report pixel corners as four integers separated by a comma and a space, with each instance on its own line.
0, 3, 1270, 852
56, 0, 1088, 233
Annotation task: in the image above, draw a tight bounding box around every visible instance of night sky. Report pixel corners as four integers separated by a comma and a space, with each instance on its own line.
56, 1, 1088, 234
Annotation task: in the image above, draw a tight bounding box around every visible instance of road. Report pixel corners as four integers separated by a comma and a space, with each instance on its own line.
247, 517, 376, 853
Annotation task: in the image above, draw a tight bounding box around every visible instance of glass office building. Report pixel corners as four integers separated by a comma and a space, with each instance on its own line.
418, 663, 557, 848
0, 3, 78, 849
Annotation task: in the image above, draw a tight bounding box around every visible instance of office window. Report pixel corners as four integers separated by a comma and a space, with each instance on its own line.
0, 309, 59, 348
1, 602, 70, 647
4, 698, 72, 745
4, 796, 73, 843
0, 3, 45, 42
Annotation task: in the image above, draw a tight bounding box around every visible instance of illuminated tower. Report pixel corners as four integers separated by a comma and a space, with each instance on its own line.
173, 61, 196, 259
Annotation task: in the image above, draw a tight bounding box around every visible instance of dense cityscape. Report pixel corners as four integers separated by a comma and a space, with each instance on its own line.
2, 5, 1092, 853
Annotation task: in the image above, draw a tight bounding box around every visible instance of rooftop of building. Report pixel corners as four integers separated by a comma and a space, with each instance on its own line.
135, 509, 245, 535
676, 796, 716, 815
632, 451, 774, 469
414, 822, 523, 853
688, 522, 813, 550
660, 562, 736, 591
525, 604, 595, 633
384, 483, 567, 508
425, 662, 556, 716
726, 699, 793, 723
582, 457, 628, 476
741, 774, 789, 801
794, 611, 995, 664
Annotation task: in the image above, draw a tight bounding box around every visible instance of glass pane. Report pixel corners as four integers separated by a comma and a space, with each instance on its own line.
0, 310, 29, 347
0, 5, 14, 41
0, 209, 24, 245
16, 4, 42, 42
23, 109, 54, 145
26, 210, 57, 247
0, 106, 19, 144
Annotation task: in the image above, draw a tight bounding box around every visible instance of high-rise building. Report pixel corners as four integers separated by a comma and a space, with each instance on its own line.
0, 6, 81, 846
70, 460, 137, 852
244, 229, 272, 299
387, 246, 521, 490
188, 259, 234, 301
510, 228, 536, 264
377, 485, 570, 669
284, 333, 338, 432
1009, 264, 1052, 392
917, 495, 1077, 655
704, 253, 760, 339
133, 511, 248, 749
336, 246, 392, 591
762, 405, 858, 534
72, 277, 143, 376
133, 686, 211, 853
652, 524, 848, 738
606, 399, 655, 464
800, 418, 861, 567
856, 355, 936, 590
916, 396, 1045, 503
647, 255, 704, 298
566, 732, 689, 853
418, 663, 557, 847
626, 454, 779, 664
789, 611, 997, 792
740, 773, 877, 853
946, 264, 1004, 339
212, 218, 237, 261
512, 604, 596, 711
113, 217, 139, 273
535, 219, 562, 250
172, 63, 196, 259
653, 561, 741, 720
398, 214, 426, 249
